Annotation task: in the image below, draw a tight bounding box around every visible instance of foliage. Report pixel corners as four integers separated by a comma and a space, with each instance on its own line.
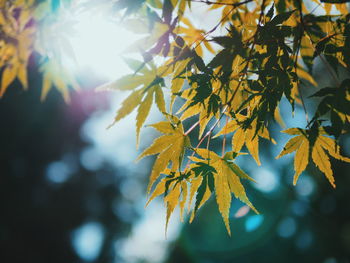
1, 0, 350, 235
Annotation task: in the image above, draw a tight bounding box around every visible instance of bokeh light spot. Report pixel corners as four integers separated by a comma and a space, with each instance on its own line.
295, 230, 313, 250
80, 146, 104, 171
295, 175, 315, 198
71, 222, 104, 262
45, 161, 71, 183
323, 258, 337, 263
245, 215, 264, 232
277, 217, 297, 238
252, 168, 279, 193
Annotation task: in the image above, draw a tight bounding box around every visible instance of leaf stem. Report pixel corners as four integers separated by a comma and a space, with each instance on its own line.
222, 115, 229, 157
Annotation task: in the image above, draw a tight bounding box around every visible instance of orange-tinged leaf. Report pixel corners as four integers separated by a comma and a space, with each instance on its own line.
232, 128, 245, 153
213, 161, 232, 235
179, 181, 188, 221
312, 141, 335, 188
297, 67, 317, 86
149, 121, 175, 134
274, 107, 285, 128
146, 179, 166, 206
283, 128, 303, 135
177, 0, 186, 17
180, 104, 200, 121
164, 182, 181, 234
198, 111, 212, 139
155, 87, 166, 113
245, 129, 261, 166
195, 148, 221, 162
226, 167, 258, 214
139, 125, 188, 192
213, 120, 239, 138
137, 134, 175, 161
228, 162, 256, 183
148, 146, 175, 193
318, 136, 350, 163
293, 139, 309, 185
193, 149, 257, 234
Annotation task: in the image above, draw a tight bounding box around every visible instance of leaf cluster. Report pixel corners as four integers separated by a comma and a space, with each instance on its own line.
1, 0, 350, 235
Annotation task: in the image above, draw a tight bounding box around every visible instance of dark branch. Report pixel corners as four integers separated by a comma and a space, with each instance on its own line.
186, 0, 253, 7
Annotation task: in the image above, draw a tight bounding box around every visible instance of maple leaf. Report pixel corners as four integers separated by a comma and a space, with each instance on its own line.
145, 169, 189, 234
188, 162, 215, 222
100, 62, 171, 146
137, 118, 191, 193
277, 127, 350, 187
192, 149, 258, 235
214, 115, 276, 166
177, 17, 214, 57
39, 59, 80, 102
0, 3, 35, 97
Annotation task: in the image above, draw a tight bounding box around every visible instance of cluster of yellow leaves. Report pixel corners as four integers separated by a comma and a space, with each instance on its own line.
0, 0, 80, 101
40, 59, 79, 102
214, 114, 276, 166
100, 61, 172, 146
170, 0, 190, 18
1, 0, 350, 237
34, 0, 81, 102
142, 136, 258, 235
104, 0, 350, 236
192, 149, 258, 235
277, 127, 350, 187
0, 0, 36, 97
176, 17, 214, 57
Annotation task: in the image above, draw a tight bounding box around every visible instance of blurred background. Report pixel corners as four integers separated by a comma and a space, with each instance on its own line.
1, 1, 350, 263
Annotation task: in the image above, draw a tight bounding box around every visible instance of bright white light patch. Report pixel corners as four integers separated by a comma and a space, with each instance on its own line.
53, 5, 139, 81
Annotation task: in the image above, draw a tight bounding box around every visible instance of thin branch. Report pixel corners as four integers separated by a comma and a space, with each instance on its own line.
295, 0, 310, 124
222, 114, 229, 157
184, 120, 200, 136
190, 0, 254, 51
186, 0, 253, 7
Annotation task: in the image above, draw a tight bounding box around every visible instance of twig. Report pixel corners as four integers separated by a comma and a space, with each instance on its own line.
191, 0, 254, 51
222, 114, 229, 157
295, 0, 310, 124
186, 0, 253, 7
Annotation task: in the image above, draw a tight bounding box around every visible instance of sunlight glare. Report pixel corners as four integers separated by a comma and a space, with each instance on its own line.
57, 6, 139, 81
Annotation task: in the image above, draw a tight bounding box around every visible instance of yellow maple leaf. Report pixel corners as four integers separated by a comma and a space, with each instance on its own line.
0, 2, 35, 97
194, 148, 258, 235
214, 117, 276, 166
277, 127, 350, 187
101, 62, 170, 145
145, 170, 189, 234
137, 119, 190, 193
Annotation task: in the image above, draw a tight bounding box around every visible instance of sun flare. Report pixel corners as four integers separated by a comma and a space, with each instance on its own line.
43, 3, 139, 82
